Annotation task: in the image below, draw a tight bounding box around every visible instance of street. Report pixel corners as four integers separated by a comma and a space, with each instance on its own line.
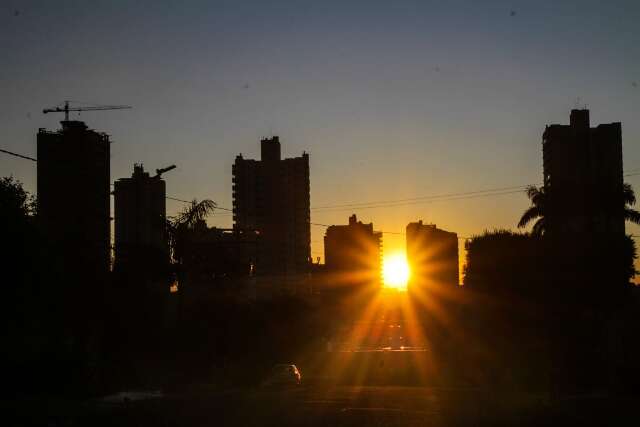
6, 384, 640, 426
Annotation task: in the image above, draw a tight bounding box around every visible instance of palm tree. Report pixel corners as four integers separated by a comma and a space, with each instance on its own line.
174, 199, 217, 229
167, 199, 217, 264
621, 183, 640, 224
518, 182, 640, 236
517, 185, 547, 237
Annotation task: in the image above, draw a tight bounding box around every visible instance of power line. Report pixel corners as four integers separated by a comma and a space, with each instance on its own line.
0, 149, 228, 209
311, 188, 527, 213
0, 148, 37, 162
308, 171, 640, 214
5, 146, 640, 217
165, 196, 191, 203
310, 222, 331, 227
311, 184, 531, 210
310, 171, 640, 213
142, 171, 640, 222
217, 185, 533, 215
164, 196, 233, 212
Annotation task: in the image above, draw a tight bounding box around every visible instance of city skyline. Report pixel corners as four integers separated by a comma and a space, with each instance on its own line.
9, 108, 640, 281
2, 1, 640, 272
4, 2, 640, 420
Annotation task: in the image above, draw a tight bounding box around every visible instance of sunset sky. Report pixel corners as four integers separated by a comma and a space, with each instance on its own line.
2, 1, 640, 275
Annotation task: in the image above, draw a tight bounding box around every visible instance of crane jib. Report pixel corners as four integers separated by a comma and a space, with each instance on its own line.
42, 101, 131, 121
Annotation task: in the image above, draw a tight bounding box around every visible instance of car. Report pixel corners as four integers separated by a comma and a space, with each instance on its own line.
262, 364, 302, 387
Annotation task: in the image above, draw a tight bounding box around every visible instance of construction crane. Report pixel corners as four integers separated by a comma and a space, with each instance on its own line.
43, 100, 131, 121
154, 164, 176, 178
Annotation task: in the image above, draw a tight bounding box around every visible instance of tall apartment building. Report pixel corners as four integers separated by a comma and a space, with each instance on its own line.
406, 221, 459, 291
543, 109, 624, 235
37, 120, 111, 277
232, 136, 311, 278
113, 164, 167, 276
324, 214, 383, 287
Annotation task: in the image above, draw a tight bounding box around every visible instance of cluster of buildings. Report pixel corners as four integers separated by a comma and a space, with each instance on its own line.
34, 108, 626, 294
36, 117, 461, 294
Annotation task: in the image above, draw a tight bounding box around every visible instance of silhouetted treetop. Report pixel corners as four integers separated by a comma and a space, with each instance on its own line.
0, 176, 34, 220
174, 199, 217, 229
518, 182, 640, 236
517, 185, 547, 237
167, 198, 217, 265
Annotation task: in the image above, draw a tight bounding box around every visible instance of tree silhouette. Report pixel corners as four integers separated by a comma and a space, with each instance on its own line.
518, 182, 640, 235
174, 199, 217, 229
621, 183, 640, 225
167, 199, 217, 265
517, 185, 547, 236
0, 176, 34, 220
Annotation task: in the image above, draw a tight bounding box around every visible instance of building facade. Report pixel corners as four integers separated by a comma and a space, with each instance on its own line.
543, 109, 624, 235
324, 214, 383, 287
113, 164, 167, 277
232, 136, 311, 279
179, 223, 258, 286
406, 221, 459, 291
37, 120, 111, 277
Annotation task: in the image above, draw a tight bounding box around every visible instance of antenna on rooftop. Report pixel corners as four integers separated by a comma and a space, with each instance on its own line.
573, 97, 587, 110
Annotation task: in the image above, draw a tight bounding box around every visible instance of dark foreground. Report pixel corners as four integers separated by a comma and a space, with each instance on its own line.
6, 385, 640, 426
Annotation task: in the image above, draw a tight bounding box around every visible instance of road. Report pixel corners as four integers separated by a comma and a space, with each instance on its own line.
6, 384, 640, 426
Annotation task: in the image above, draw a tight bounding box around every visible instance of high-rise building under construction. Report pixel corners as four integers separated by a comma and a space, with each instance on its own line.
37, 120, 111, 277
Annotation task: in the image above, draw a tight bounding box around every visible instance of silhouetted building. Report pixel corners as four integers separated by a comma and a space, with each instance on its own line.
232, 136, 311, 280
406, 221, 458, 291
113, 164, 167, 278
37, 120, 110, 277
180, 221, 258, 286
543, 109, 624, 235
324, 214, 382, 287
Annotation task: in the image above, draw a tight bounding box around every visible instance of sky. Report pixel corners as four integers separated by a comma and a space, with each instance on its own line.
2, 0, 640, 275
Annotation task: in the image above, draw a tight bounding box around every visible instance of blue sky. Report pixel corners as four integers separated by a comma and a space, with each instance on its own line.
2, 0, 639, 267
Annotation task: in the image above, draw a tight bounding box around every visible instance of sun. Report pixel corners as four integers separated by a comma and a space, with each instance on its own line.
383, 253, 411, 291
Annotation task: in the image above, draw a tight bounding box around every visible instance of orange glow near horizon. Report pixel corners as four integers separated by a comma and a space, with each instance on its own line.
383, 253, 411, 291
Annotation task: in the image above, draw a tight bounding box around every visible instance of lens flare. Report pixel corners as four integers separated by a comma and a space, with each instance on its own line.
383, 253, 410, 291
